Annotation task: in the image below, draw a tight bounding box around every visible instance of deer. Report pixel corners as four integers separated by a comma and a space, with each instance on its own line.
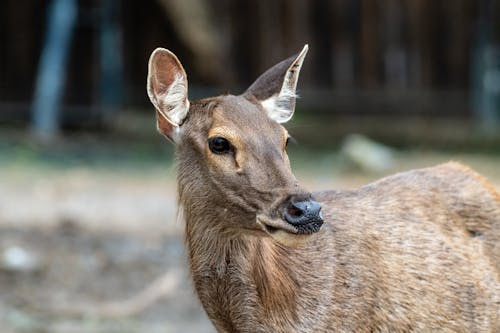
147, 44, 500, 332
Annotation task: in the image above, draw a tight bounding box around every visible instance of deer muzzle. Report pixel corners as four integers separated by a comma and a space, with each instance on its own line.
283, 199, 324, 234
256, 195, 324, 241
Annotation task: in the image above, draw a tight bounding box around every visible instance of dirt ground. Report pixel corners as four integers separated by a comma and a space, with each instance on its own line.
1, 135, 499, 333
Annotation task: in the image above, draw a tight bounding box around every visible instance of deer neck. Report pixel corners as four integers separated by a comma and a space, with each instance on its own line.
178, 180, 308, 330
185, 213, 305, 330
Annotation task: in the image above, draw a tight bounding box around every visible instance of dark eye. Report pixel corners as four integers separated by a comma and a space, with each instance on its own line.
285, 136, 295, 148
208, 137, 232, 154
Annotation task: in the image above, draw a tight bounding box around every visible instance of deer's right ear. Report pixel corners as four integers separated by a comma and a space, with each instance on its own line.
147, 48, 189, 142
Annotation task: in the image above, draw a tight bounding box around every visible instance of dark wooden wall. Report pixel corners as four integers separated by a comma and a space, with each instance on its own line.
0, 0, 498, 124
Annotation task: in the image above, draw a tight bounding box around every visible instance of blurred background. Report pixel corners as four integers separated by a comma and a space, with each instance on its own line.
0, 0, 499, 332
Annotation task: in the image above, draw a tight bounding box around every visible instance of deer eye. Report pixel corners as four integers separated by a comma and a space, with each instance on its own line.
208, 137, 232, 154
285, 136, 296, 148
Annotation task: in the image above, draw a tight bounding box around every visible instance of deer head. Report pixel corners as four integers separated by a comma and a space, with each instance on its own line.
147, 45, 323, 245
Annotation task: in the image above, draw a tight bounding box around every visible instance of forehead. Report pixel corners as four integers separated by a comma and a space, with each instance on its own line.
210, 95, 285, 137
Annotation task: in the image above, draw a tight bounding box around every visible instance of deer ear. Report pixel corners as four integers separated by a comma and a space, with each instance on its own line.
147, 48, 189, 142
244, 45, 308, 123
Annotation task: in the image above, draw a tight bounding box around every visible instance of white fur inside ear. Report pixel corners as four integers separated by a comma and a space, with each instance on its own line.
261, 45, 307, 123
158, 74, 190, 126
261, 87, 298, 123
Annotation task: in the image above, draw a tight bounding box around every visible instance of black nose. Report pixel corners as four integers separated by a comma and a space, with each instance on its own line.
283, 199, 324, 234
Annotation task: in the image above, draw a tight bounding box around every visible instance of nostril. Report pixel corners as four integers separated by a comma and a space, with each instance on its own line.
287, 203, 304, 218
282, 199, 324, 233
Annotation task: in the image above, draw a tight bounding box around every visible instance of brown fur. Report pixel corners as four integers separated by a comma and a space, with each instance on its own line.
148, 48, 500, 332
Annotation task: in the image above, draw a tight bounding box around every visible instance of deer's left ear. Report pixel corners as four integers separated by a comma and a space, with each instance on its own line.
244, 45, 308, 123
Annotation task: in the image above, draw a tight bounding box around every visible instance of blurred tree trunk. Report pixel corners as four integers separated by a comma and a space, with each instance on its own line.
471, 0, 500, 131
156, 0, 227, 84
31, 0, 77, 139
99, 0, 123, 121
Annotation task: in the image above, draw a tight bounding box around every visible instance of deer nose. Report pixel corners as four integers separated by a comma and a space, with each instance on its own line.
283, 199, 324, 233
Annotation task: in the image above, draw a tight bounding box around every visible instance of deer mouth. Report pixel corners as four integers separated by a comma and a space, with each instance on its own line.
256, 211, 323, 236
256, 214, 301, 235
256, 213, 323, 247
